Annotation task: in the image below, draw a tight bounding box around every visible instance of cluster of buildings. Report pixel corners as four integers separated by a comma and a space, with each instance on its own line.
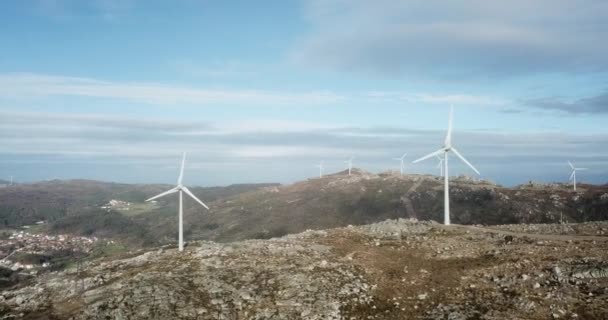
101, 199, 131, 211
0, 230, 100, 271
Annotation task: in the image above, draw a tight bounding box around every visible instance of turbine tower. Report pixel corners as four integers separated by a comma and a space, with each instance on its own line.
146, 152, 209, 251
412, 106, 480, 225
392, 153, 407, 176
344, 157, 354, 176
316, 161, 324, 178
436, 155, 444, 177
568, 161, 588, 192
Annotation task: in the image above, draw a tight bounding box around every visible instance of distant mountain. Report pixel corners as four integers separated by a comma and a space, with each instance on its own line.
0, 180, 278, 246
1, 173, 607, 247
175, 169, 608, 242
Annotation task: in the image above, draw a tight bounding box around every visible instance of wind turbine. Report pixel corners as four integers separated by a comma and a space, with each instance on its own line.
344, 157, 354, 176
412, 106, 480, 225
316, 161, 324, 178
392, 153, 407, 176
568, 161, 588, 192
436, 155, 444, 177
146, 152, 209, 251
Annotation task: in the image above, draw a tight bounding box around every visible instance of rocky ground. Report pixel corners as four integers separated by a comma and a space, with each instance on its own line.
492, 221, 608, 236
1, 219, 607, 319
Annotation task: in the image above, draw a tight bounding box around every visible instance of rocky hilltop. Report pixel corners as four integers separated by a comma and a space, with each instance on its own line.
2, 219, 607, 319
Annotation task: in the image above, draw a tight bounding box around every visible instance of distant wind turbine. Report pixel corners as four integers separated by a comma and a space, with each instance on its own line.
436, 155, 444, 177
146, 152, 209, 252
568, 161, 588, 192
412, 106, 480, 225
344, 156, 354, 176
9, 176, 12, 186
392, 153, 407, 176
316, 161, 324, 178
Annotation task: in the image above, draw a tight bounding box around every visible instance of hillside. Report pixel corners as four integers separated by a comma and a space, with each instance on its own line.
2, 219, 607, 319
176, 169, 608, 242
0, 180, 278, 245
1, 172, 607, 247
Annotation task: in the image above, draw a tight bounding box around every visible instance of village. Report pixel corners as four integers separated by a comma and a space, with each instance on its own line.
0, 228, 102, 272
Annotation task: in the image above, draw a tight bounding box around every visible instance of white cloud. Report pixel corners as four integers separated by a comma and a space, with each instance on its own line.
219, 119, 344, 133
295, 0, 608, 77
362, 91, 507, 106
0, 73, 345, 107
413, 93, 507, 106
2, 109, 607, 185
0, 72, 510, 110
231, 146, 365, 158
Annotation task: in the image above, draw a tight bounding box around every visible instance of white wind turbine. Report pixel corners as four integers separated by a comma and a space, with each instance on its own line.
392, 153, 407, 176
344, 156, 354, 176
568, 161, 588, 192
412, 106, 480, 225
436, 155, 444, 177
316, 161, 324, 178
146, 153, 209, 251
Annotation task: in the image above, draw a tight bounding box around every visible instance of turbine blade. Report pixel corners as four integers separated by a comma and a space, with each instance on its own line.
177, 152, 186, 185
569, 171, 575, 180
182, 186, 209, 210
146, 186, 179, 202
444, 105, 453, 147
576, 168, 588, 170
412, 149, 445, 164
451, 147, 480, 175
568, 161, 574, 169
401, 153, 407, 159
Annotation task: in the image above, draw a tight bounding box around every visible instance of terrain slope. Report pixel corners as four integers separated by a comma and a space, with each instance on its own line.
2, 219, 607, 319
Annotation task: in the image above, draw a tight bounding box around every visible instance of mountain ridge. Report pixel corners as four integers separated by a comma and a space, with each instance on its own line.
1, 171, 607, 247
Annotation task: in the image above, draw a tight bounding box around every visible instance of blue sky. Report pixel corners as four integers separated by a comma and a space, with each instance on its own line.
1, 0, 608, 186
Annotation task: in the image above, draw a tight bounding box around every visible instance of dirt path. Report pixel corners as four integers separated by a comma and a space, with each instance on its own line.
402, 178, 424, 219
445, 224, 608, 242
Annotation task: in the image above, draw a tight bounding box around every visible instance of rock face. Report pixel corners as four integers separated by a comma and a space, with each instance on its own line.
0, 234, 372, 319
1, 219, 608, 319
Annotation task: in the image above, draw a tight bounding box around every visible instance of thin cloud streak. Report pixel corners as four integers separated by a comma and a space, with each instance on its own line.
1, 110, 606, 185
0, 73, 510, 109
523, 91, 608, 114
0, 73, 345, 106
1, 110, 606, 158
